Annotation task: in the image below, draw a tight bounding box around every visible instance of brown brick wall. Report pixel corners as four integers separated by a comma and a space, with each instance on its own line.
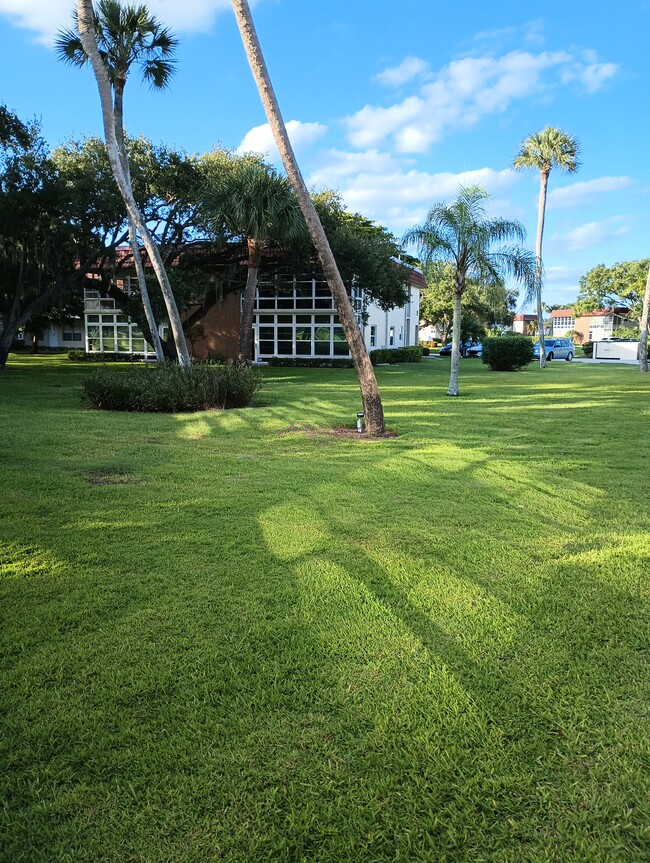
188, 291, 240, 360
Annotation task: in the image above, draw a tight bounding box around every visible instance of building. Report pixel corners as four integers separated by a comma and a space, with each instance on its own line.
22, 318, 85, 350
82, 265, 424, 362
512, 313, 540, 335
550, 308, 635, 342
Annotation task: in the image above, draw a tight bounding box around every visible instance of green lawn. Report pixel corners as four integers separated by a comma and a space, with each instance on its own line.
1, 354, 649, 862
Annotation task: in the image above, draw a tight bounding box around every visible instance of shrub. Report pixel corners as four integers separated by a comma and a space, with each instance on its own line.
582, 341, 594, 358
421, 346, 430, 356
69, 350, 142, 363
369, 346, 423, 365
482, 336, 534, 371
266, 357, 354, 368
81, 362, 261, 412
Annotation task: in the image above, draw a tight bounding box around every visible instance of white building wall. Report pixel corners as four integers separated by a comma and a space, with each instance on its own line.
364, 287, 420, 351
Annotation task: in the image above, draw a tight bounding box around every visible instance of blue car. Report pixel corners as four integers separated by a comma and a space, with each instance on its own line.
533, 338, 574, 361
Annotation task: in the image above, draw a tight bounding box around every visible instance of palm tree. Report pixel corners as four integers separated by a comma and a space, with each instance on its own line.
202, 159, 305, 363
639, 264, 650, 373
229, 0, 385, 435
404, 185, 536, 396
65, 1, 190, 366
513, 126, 580, 368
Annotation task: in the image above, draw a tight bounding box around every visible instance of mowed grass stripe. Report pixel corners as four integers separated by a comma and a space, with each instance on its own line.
0, 355, 648, 862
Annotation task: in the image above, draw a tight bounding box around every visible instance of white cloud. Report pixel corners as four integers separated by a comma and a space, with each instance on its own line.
375, 56, 430, 87
559, 216, 632, 252
561, 53, 619, 93
0, 0, 235, 43
548, 176, 633, 209
544, 265, 583, 285
306, 160, 518, 231
237, 120, 327, 161
346, 48, 619, 153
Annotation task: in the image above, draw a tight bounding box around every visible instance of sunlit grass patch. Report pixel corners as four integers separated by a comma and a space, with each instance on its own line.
1, 355, 649, 862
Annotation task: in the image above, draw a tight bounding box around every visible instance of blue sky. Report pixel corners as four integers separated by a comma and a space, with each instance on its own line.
1, 0, 648, 308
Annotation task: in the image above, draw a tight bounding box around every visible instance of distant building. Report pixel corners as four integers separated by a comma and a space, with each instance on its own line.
512, 313, 540, 335
550, 308, 635, 342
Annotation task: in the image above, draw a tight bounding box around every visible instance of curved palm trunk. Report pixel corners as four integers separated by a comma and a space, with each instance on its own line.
113, 84, 165, 364
447, 277, 463, 397
535, 170, 549, 368
128, 221, 165, 361
230, 0, 385, 435
77, 1, 190, 368
238, 238, 262, 363
639, 262, 650, 373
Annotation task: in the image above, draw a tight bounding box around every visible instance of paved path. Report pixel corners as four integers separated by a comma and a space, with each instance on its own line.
573, 358, 639, 365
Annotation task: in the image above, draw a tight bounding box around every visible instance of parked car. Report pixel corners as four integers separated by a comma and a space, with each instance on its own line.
533, 338, 574, 361
467, 343, 483, 358
439, 340, 480, 357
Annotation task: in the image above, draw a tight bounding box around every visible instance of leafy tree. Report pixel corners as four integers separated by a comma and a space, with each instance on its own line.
309, 192, 411, 314
420, 260, 515, 342
202, 158, 304, 362
640, 265, 650, 373
66, 0, 190, 365
574, 260, 649, 320
230, 0, 385, 435
57, 0, 179, 362
513, 126, 580, 367
403, 185, 535, 396
0, 115, 88, 368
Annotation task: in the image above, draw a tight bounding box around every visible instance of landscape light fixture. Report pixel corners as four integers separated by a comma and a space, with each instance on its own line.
356, 412, 365, 433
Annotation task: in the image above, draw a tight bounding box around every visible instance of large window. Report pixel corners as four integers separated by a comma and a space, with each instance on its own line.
253, 276, 361, 358
84, 288, 156, 356
256, 313, 351, 358
255, 276, 363, 316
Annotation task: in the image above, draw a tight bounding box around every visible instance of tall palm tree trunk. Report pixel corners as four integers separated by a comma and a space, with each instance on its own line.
535, 170, 549, 368
113, 83, 164, 363
76, 0, 190, 368
447, 279, 463, 397
230, 0, 385, 435
639, 263, 650, 373
238, 238, 262, 363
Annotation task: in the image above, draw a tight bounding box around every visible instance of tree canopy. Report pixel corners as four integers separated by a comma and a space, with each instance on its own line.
574, 260, 649, 320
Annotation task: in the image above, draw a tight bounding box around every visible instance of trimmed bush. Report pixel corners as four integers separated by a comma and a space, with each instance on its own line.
267, 357, 354, 368
482, 336, 534, 371
369, 346, 423, 365
69, 350, 143, 363
582, 341, 594, 358
81, 362, 261, 412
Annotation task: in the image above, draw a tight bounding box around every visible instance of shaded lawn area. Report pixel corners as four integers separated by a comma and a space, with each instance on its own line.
1, 354, 649, 862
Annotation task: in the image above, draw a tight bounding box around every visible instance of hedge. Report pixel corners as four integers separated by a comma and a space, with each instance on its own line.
266, 357, 354, 368
482, 336, 534, 371
81, 362, 261, 412
369, 346, 423, 365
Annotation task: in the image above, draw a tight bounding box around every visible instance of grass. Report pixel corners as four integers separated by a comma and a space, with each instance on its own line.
1, 354, 649, 863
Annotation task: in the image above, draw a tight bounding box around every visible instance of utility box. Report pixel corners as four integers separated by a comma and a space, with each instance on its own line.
593, 341, 639, 361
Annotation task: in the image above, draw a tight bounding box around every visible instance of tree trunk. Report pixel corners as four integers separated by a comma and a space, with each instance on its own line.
447, 280, 463, 397
639, 262, 650, 373
238, 238, 262, 363
127, 221, 165, 361
76, 1, 191, 368
113, 83, 165, 363
535, 170, 549, 368
230, 0, 385, 435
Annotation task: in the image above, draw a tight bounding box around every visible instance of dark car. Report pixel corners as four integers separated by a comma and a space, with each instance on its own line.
439, 340, 478, 357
